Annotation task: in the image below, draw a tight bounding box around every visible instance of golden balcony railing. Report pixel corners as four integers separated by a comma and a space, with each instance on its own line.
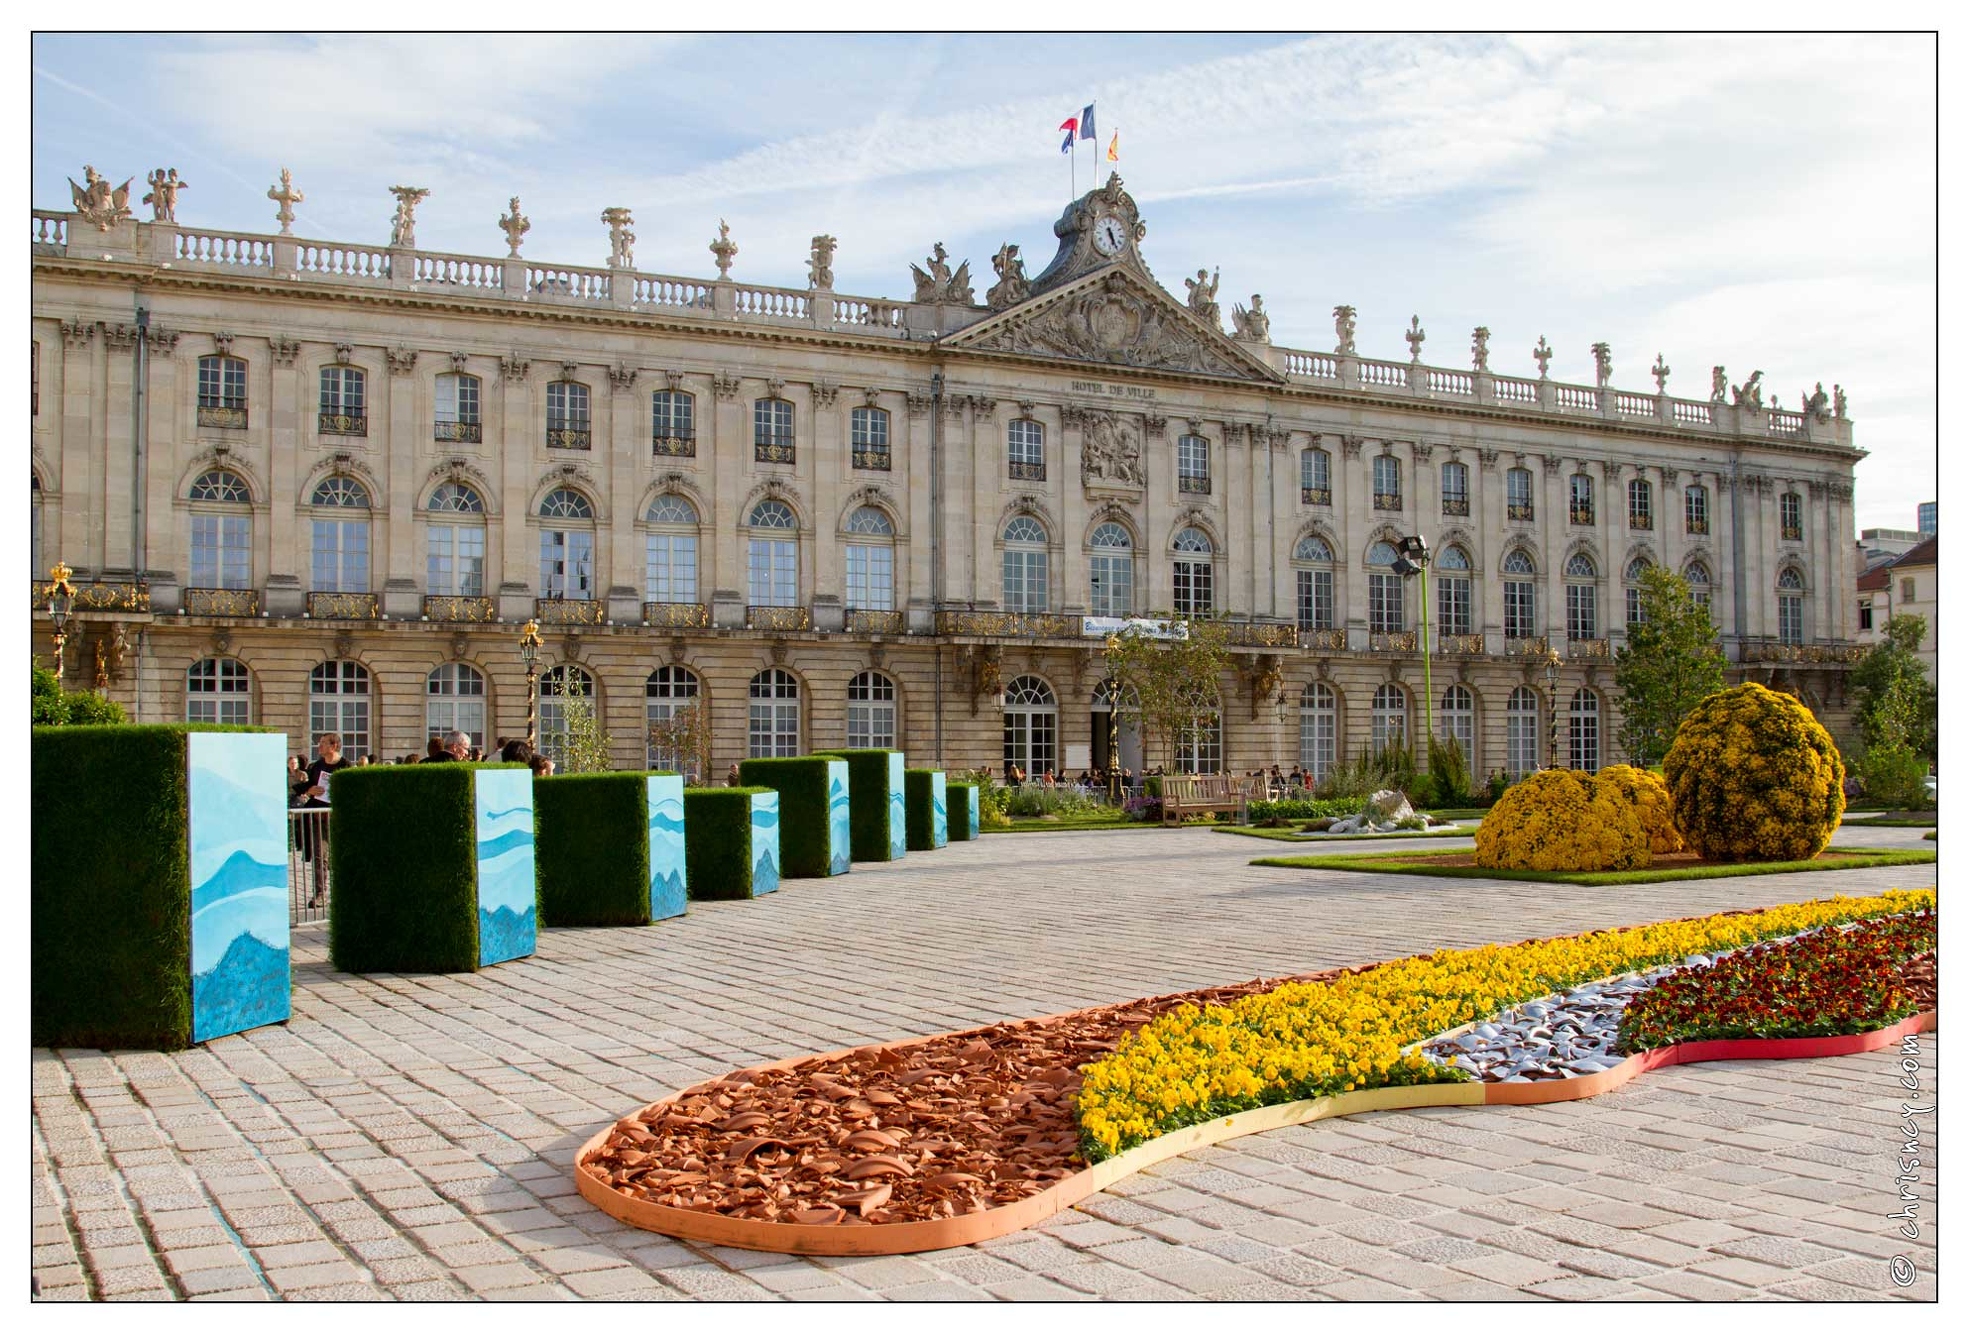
1629, 514, 1654, 531
1008, 460, 1046, 482
424, 594, 497, 622
1300, 486, 1331, 506
1437, 633, 1485, 655
754, 440, 796, 465
845, 609, 907, 635
1369, 630, 1418, 652
644, 600, 711, 628
1505, 635, 1551, 657
546, 426, 591, 450
851, 448, 891, 471
1781, 524, 1803, 542
1567, 637, 1610, 659
1739, 638, 1867, 665
1686, 517, 1710, 536
197, 404, 248, 430
33, 579, 150, 613
1178, 474, 1212, 495
1507, 502, 1535, 522
652, 434, 696, 458
318, 412, 367, 437
1569, 504, 1594, 526
1224, 620, 1297, 647
934, 610, 1080, 638
307, 591, 379, 620
536, 596, 607, 625
747, 604, 811, 631
1372, 492, 1402, 511
1441, 497, 1470, 516
185, 587, 261, 616
1299, 628, 1347, 650
434, 419, 483, 443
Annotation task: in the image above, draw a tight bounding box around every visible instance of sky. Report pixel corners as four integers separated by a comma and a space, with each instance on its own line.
29, 31, 1938, 532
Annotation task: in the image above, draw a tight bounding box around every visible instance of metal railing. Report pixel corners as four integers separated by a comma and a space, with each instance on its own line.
185, 587, 261, 616
1178, 474, 1211, 495
755, 440, 796, 464
434, 419, 483, 443
424, 594, 497, 622
546, 426, 591, 450
288, 809, 331, 926
653, 434, 696, 458
1300, 486, 1331, 506
1441, 496, 1470, 516
536, 596, 607, 625
747, 604, 811, 631
198, 404, 248, 430
307, 591, 379, 620
644, 600, 710, 628
318, 412, 367, 437
852, 448, 891, 470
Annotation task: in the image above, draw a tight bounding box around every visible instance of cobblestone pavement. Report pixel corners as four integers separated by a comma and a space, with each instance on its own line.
33, 824, 1937, 1301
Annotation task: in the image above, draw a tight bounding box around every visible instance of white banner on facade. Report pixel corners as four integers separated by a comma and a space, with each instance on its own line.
1082, 616, 1189, 641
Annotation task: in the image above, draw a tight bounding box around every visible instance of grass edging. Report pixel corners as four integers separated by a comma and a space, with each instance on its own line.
1249, 846, 1936, 885
1215, 824, 1475, 843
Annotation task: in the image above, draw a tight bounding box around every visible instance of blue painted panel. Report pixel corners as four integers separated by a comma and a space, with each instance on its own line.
966, 785, 981, 839
646, 774, 687, 921
887, 752, 908, 859
930, 771, 949, 848
474, 768, 536, 966
188, 732, 291, 1043
750, 791, 780, 894
825, 759, 852, 876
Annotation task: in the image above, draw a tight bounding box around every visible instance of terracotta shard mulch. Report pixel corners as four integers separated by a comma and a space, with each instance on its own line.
580, 967, 1360, 1226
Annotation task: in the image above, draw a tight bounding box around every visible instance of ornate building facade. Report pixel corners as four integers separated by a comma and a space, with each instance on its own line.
30, 171, 1868, 777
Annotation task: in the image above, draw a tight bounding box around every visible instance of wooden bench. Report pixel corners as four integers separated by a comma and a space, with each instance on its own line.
1159, 774, 1251, 826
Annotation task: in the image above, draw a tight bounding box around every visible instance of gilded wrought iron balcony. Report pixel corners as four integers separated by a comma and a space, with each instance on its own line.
845, 609, 906, 634
934, 609, 1080, 638
1008, 460, 1045, 482
1507, 502, 1535, 522
652, 434, 696, 458
1567, 637, 1610, 659
1301, 486, 1331, 506
33, 578, 150, 612
318, 412, 367, 437
1685, 517, 1710, 535
1782, 524, 1803, 542
1178, 474, 1211, 495
1504, 635, 1550, 656
755, 440, 796, 465
1441, 496, 1470, 516
747, 604, 810, 631
185, 587, 261, 616
307, 591, 379, 620
1373, 491, 1402, 511
851, 448, 892, 471
1739, 637, 1866, 664
423, 594, 497, 622
1629, 513, 1654, 531
1369, 630, 1418, 652
1299, 628, 1347, 650
1569, 503, 1594, 525
536, 596, 606, 625
1437, 632, 1485, 655
547, 426, 591, 449
1225, 620, 1297, 647
198, 404, 248, 430
434, 419, 483, 443
644, 600, 710, 628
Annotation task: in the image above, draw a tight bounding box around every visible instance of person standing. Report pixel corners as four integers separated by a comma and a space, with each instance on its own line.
297, 733, 351, 909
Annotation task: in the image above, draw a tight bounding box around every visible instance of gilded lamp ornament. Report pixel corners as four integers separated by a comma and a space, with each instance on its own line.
46, 561, 76, 680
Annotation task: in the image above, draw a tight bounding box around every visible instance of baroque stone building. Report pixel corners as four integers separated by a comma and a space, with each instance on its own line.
30, 171, 1868, 777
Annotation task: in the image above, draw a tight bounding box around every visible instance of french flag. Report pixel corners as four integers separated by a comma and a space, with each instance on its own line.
1059, 103, 1095, 153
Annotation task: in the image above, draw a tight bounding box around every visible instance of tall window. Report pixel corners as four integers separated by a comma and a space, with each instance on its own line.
1372, 455, 1402, 510
1172, 700, 1223, 774
851, 406, 891, 470
1008, 419, 1044, 480
1506, 686, 1540, 777
1301, 447, 1331, 505
197, 355, 248, 428
847, 671, 898, 749
1294, 536, 1334, 631
1001, 675, 1057, 779
1624, 556, 1653, 627
652, 389, 695, 456
1372, 683, 1408, 752
1435, 545, 1472, 638
748, 668, 800, 757
1569, 473, 1594, 525
318, 365, 366, 435
186, 658, 251, 724
426, 482, 486, 597
646, 666, 702, 774
188, 469, 252, 590
754, 397, 795, 463
1001, 515, 1049, 613
309, 476, 371, 593
644, 494, 700, 604
746, 500, 799, 607
1568, 688, 1601, 771
1367, 540, 1404, 633
843, 506, 896, 611
1172, 527, 1214, 616
434, 372, 481, 442
1503, 549, 1537, 639
1777, 568, 1806, 643
1565, 552, 1599, 640
1506, 467, 1535, 521
1780, 492, 1803, 542
1089, 522, 1134, 617
309, 660, 371, 761
547, 379, 591, 448
1441, 461, 1470, 516
539, 488, 595, 599
1686, 560, 1713, 619
539, 665, 595, 770
1685, 484, 1710, 535
1299, 682, 1337, 781
1628, 478, 1653, 530
31, 474, 42, 576
1177, 434, 1210, 494
426, 662, 486, 743
1439, 684, 1476, 769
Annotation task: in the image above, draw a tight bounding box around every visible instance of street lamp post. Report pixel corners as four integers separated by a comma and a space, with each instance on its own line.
518, 619, 543, 748
1391, 536, 1433, 754
46, 561, 76, 684
1544, 645, 1562, 769
1102, 677, 1122, 805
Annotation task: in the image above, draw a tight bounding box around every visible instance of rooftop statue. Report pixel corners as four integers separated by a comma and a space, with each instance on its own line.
142, 168, 186, 224
1731, 370, 1765, 411
1184, 268, 1221, 327
388, 185, 430, 248
987, 243, 1031, 311
911, 242, 974, 305
1710, 365, 1728, 404
808, 234, 837, 290
1230, 294, 1270, 343
602, 207, 635, 269
268, 168, 303, 236
69, 165, 133, 231
499, 196, 530, 256
710, 219, 738, 277
1333, 305, 1358, 355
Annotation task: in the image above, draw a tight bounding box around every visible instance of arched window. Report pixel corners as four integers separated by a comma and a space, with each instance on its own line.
1007, 419, 1044, 480
1173, 690, 1223, 774
646, 665, 703, 775
539, 488, 595, 599
747, 500, 799, 607
1685, 560, 1714, 619
1372, 683, 1409, 753
318, 364, 366, 436
748, 668, 800, 758
1172, 527, 1214, 616
31, 474, 43, 577
1294, 535, 1334, 630
1439, 683, 1476, 770
652, 389, 695, 455
851, 406, 891, 470
1506, 685, 1541, 777
1568, 688, 1601, 771
426, 481, 486, 597
186, 657, 251, 725
645, 494, 699, 605
547, 379, 592, 449
1372, 455, 1402, 510
1177, 433, 1210, 494
1299, 681, 1337, 781
188, 469, 252, 590
1502, 548, 1537, 639
435, 371, 482, 442
197, 354, 248, 428
426, 662, 486, 743
1506, 467, 1535, 521
753, 397, 795, 462
1624, 556, 1654, 627
1435, 544, 1473, 637
1685, 484, 1710, 535
1367, 540, 1404, 633
1627, 478, 1654, 531
1001, 675, 1056, 779
309, 660, 371, 761
1569, 473, 1594, 525
1441, 461, 1470, 516
1301, 447, 1331, 504
847, 670, 898, 749
1088, 522, 1134, 617
843, 506, 896, 611
309, 475, 371, 593
539, 665, 596, 769
1565, 551, 1599, 640
1001, 515, 1049, 613
1777, 567, 1806, 644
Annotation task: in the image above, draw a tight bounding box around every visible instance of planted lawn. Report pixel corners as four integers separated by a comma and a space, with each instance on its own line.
1250, 846, 1935, 886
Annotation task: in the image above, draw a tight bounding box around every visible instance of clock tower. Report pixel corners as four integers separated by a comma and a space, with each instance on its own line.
1025, 172, 1153, 297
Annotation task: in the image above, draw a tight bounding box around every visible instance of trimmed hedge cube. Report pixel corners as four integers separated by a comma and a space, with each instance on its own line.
535, 772, 686, 926
947, 781, 983, 841
815, 749, 907, 861
683, 787, 780, 899
33, 724, 291, 1050
737, 757, 852, 878
329, 763, 536, 973
905, 769, 949, 851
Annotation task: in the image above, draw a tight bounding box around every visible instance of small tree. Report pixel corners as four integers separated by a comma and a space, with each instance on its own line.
557, 680, 615, 773
1101, 617, 1232, 772
1851, 615, 1936, 762
646, 701, 710, 782
31, 664, 126, 727
1613, 565, 1727, 766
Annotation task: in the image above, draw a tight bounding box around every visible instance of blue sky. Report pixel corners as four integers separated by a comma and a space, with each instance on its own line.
31, 31, 1936, 530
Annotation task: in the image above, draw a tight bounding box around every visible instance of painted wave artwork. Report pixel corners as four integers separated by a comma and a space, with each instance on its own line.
931, 771, 949, 848
826, 760, 853, 876
475, 769, 537, 967
887, 752, 909, 859
750, 792, 780, 895
966, 785, 981, 839
187, 732, 291, 1043
647, 774, 687, 921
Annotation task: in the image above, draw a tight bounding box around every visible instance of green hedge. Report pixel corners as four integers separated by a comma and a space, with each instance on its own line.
535, 772, 654, 926
814, 749, 902, 862
947, 781, 981, 841
905, 769, 944, 851
738, 757, 837, 878
1246, 796, 1360, 823
685, 787, 772, 899
330, 764, 501, 972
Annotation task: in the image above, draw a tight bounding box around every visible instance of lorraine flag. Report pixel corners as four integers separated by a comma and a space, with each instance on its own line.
1058, 114, 1078, 154
1107, 131, 1119, 162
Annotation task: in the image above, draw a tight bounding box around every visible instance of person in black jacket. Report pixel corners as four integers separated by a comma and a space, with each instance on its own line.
296, 734, 352, 907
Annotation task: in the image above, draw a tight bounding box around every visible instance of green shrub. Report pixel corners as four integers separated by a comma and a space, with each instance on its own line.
1315, 743, 1418, 802
813, 749, 904, 861
737, 757, 844, 878
330, 765, 483, 972
1424, 734, 1475, 808
905, 769, 948, 850
1002, 785, 1107, 817
1662, 683, 1845, 862
1246, 797, 1358, 823
685, 787, 777, 898
535, 772, 662, 926
31, 664, 127, 726
1858, 743, 1930, 810
946, 781, 982, 841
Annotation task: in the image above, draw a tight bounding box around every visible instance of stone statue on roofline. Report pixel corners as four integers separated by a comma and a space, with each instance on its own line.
1231, 295, 1270, 343
1184, 267, 1221, 327
911, 242, 974, 304
1710, 366, 1728, 404
388, 185, 430, 248
1333, 305, 1358, 355
1731, 370, 1764, 411
69, 165, 133, 230
987, 243, 1031, 310
142, 168, 187, 223
1804, 382, 1831, 423
808, 234, 837, 290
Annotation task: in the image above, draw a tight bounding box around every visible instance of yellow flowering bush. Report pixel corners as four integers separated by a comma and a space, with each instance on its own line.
1074, 889, 1932, 1159
1596, 764, 1686, 855
1663, 683, 1845, 861
1472, 769, 1650, 871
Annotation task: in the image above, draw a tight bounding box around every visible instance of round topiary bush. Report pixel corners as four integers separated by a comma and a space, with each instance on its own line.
1661, 683, 1845, 862
1472, 769, 1650, 872
1595, 764, 1685, 855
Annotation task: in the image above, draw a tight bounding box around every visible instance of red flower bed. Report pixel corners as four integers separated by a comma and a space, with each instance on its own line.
1617, 910, 1935, 1052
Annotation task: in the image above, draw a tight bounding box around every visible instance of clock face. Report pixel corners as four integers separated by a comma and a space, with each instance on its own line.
1092, 215, 1127, 256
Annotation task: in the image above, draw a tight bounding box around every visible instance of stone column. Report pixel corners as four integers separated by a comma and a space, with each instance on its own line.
1058, 408, 1087, 615
496, 358, 535, 620
606, 370, 643, 624
1477, 451, 1502, 650
141, 333, 180, 589
809, 386, 845, 632
100, 323, 138, 574
1542, 458, 1565, 645
970, 397, 998, 608
264, 340, 303, 615
382, 353, 419, 617
902, 390, 935, 631
1340, 436, 1368, 648
710, 374, 747, 628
